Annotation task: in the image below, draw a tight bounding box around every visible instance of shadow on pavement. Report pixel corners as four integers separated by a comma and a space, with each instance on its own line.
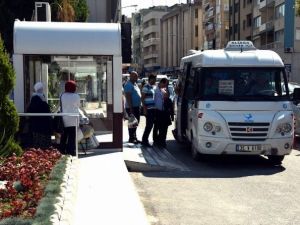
78, 149, 118, 158
141, 140, 286, 178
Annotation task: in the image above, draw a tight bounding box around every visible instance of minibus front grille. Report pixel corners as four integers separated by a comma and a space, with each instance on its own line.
228, 122, 270, 141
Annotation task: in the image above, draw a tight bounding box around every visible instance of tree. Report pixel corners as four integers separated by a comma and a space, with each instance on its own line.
73, 0, 89, 22
52, 0, 89, 22
297, 0, 300, 16
0, 36, 22, 157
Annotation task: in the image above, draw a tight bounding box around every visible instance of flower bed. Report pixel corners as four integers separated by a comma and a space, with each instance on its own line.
0, 148, 63, 222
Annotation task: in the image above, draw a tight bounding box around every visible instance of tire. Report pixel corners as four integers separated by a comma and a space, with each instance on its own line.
268, 155, 284, 165
191, 140, 201, 161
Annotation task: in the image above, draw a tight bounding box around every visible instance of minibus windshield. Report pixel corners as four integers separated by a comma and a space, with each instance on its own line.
195, 67, 289, 101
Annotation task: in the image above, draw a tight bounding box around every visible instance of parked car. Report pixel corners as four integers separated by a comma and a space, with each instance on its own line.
282, 82, 300, 96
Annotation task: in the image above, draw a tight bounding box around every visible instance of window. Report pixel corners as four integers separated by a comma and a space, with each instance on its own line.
234, 3, 239, 13
243, 20, 246, 30
234, 24, 238, 33
24, 55, 114, 142
195, 25, 198, 37
275, 29, 284, 42
275, 4, 285, 19
254, 16, 261, 28
194, 68, 288, 100
246, 14, 252, 27
195, 9, 198, 18
296, 28, 300, 40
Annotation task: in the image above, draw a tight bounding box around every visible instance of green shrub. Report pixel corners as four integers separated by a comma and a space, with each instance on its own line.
0, 36, 22, 157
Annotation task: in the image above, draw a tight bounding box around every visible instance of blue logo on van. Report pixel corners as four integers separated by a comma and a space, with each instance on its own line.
244, 114, 254, 122
206, 103, 211, 108
283, 103, 287, 109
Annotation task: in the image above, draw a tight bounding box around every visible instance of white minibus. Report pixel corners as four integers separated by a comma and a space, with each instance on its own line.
174, 41, 300, 165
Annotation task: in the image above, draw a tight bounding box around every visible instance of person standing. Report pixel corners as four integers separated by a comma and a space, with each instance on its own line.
124, 71, 141, 144
141, 74, 157, 147
60, 80, 80, 156
153, 78, 172, 148
86, 75, 93, 101
27, 82, 53, 149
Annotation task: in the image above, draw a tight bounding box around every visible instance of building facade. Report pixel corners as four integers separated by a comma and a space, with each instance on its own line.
203, 0, 229, 49
142, 7, 170, 74
131, 12, 143, 73
229, 0, 300, 82
160, 3, 204, 74
86, 0, 120, 22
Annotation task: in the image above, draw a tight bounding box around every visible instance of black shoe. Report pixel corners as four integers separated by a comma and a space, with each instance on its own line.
141, 141, 152, 147
134, 139, 141, 144
128, 138, 135, 144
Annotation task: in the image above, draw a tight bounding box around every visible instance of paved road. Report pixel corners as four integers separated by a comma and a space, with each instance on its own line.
130, 118, 300, 225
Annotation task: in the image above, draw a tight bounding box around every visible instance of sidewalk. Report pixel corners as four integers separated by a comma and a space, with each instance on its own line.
71, 150, 149, 225
68, 118, 180, 225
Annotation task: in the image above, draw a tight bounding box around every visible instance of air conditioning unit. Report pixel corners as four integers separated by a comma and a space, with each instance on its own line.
284, 47, 294, 53
35, 2, 51, 21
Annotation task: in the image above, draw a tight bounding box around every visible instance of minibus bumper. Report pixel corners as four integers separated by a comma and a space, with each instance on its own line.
196, 137, 293, 155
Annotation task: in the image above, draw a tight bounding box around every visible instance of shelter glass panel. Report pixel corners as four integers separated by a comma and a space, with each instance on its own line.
24, 55, 113, 144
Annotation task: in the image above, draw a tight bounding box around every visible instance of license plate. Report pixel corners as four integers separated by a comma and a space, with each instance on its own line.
236, 144, 261, 152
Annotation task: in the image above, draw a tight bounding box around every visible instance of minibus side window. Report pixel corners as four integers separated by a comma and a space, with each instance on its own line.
193, 68, 203, 99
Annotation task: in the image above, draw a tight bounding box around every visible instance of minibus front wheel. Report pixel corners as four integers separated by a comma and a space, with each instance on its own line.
268, 155, 284, 165
191, 133, 200, 161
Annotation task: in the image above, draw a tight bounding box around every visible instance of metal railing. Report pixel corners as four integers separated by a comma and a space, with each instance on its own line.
18, 113, 80, 157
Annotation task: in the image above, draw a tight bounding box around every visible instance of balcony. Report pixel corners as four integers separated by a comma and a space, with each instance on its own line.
143, 38, 159, 48
260, 41, 283, 50
132, 27, 140, 36
259, 21, 274, 33
259, 0, 266, 10
143, 52, 159, 60
205, 23, 214, 31
253, 27, 260, 37
143, 25, 159, 36
205, 7, 214, 19
259, 0, 275, 11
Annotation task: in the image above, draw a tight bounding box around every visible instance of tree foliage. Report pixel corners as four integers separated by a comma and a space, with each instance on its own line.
53, 0, 89, 22
297, 0, 300, 16
0, 37, 22, 157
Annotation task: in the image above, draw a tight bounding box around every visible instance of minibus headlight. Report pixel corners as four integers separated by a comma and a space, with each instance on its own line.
203, 122, 213, 132
215, 125, 221, 132
282, 123, 292, 133
276, 123, 292, 133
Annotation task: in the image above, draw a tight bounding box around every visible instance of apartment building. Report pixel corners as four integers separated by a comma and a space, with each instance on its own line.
203, 0, 229, 49
160, 3, 204, 73
229, 0, 300, 82
86, 0, 120, 22
142, 6, 170, 74
229, 0, 253, 41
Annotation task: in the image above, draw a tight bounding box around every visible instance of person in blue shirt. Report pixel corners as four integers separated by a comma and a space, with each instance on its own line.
124, 71, 141, 143
141, 74, 156, 147
153, 78, 172, 148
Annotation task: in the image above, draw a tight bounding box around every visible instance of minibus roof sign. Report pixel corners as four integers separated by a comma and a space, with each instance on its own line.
225, 41, 256, 51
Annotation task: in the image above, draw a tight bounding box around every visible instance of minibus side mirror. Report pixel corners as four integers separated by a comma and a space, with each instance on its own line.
293, 88, 300, 102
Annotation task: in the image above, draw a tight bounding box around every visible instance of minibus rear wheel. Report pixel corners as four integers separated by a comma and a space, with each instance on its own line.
268, 155, 284, 165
